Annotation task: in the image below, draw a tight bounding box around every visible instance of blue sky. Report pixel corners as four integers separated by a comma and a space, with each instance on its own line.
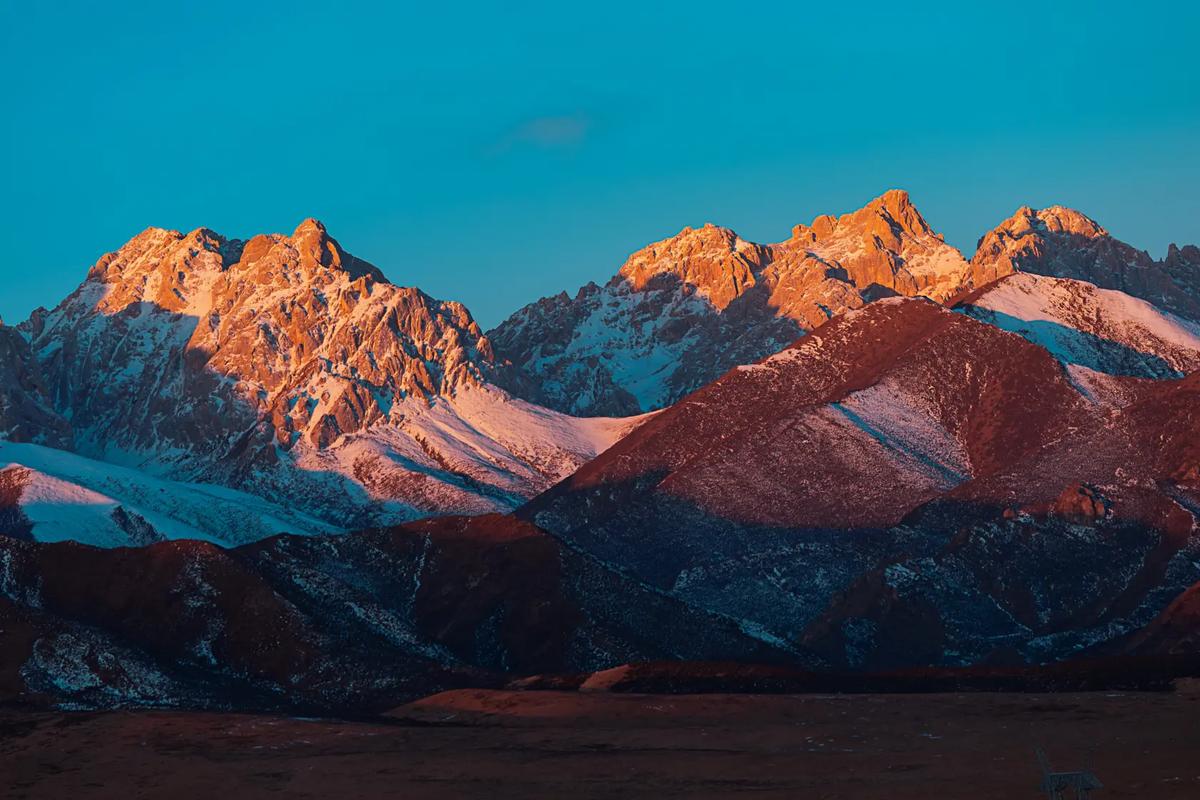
2, 1, 1198, 328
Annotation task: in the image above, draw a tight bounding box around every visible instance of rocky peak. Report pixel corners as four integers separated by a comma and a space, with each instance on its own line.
1165, 243, 1200, 272
615, 222, 768, 309
986, 205, 1109, 245
790, 189, 935, 246
84, 220, 388, 316
776, 190, 977, 304
972, 205, 1200, 321
81, 226, 230, 314
282, 217, 386, 282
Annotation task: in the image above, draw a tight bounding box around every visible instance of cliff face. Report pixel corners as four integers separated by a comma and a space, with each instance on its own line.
0, 322, 72, 450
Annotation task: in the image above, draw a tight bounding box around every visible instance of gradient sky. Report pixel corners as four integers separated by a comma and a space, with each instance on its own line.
3, 1, 1198, 328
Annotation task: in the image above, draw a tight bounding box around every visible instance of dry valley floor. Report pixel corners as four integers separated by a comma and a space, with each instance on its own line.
3, 690, 1199, 799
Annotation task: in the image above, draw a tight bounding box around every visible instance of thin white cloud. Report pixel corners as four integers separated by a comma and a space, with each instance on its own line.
491, 113, 591, 153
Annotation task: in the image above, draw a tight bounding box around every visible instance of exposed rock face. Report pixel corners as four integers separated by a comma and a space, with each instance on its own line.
0, 323, 72, 450
31, 219, 489, 458
490, 190, 1001, 416
521, 299, 1200, 669
21, 221, 638, 527
956, 272, 1200, 383
971, 206, 1200, 321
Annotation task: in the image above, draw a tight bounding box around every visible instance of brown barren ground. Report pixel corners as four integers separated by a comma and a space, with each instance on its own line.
3, 690, 1198, 799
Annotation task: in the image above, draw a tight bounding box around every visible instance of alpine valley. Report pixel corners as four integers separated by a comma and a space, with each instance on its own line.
3, 191, 1200, 712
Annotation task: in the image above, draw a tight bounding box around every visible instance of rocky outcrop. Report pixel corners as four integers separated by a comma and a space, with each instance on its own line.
490, 190, 1001, 416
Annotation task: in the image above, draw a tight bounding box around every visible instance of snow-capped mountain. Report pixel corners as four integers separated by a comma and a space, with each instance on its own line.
489, 190, 1005, 416
6, 198, 1199, 540
8, 293, 1199, 711
4, 196, 1200, 710
18, 220, 640, 527
971, 205, 1200, 322
956, 272, 1200, 383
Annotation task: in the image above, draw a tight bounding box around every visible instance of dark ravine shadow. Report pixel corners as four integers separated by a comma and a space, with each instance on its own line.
0, 511, 800, 714
517, 474, 1200, 674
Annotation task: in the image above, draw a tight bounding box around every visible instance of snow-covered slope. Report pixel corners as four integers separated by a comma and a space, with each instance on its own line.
268, 385, 646, 523
19, 220, 641, 529
0, 441, 336, 547
489, 190, 1004, 416
957, 273, 1200, 380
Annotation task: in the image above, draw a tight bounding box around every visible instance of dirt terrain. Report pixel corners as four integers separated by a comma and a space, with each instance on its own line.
3, 690, 1198, 799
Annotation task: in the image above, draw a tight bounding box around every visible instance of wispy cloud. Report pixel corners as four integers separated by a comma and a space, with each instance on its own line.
490, 113, 591, 154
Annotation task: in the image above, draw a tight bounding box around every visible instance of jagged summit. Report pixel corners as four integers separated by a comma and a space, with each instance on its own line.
490, 190, 993, 416
614, 191, 949, 312
293, 216, 326, 236
277, 217, 387, 281
1165, 242, 1200, 270
978, 205, 1109, 251
87, 219, 388, 309
40, 218, 489, 446
615, 222, 764, 310
792, 189, 936, 244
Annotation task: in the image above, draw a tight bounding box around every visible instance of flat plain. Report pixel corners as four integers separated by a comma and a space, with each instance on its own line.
3, 690, 1198, 799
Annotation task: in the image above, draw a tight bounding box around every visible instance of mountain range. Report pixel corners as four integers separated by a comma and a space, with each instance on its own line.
2, 190, 1200, 710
